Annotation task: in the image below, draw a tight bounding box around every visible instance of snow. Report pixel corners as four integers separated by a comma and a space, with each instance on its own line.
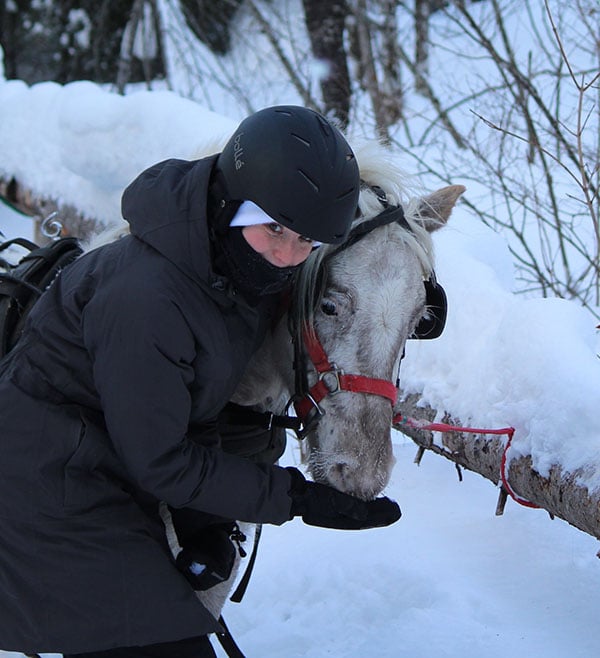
0, 80, 236, 228
228, 443, 600, 658
1, 22, 600, 658
0, 200, 34, 242
403, 219, 600, 488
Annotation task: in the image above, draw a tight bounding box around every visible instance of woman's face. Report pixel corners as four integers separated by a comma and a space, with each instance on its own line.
242, 222, 316, 267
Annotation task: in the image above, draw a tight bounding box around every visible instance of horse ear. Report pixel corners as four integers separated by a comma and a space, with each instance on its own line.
417, 185, 466, 232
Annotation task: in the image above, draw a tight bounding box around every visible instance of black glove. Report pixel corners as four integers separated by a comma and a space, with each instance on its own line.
286, 467, 401, 530
175, 523, 244, 591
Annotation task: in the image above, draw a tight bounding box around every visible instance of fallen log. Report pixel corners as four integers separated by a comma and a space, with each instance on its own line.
395, 393, 600, 544
0, 175, 101, 242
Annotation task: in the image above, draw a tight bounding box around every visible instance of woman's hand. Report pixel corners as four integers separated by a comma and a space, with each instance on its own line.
286, 467, 401, 530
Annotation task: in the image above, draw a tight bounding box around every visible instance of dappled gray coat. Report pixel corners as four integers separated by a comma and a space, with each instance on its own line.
0, 157, 292, 654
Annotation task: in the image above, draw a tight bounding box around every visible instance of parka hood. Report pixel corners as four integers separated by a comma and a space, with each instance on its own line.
121, 156, 220, 287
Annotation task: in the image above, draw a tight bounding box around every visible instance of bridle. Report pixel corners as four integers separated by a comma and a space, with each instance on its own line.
224, 194, 447, 440
292, 325, 399, 436
290, 200, 421, 438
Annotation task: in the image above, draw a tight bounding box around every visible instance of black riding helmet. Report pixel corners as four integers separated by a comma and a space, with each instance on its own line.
215, 105, 360, 245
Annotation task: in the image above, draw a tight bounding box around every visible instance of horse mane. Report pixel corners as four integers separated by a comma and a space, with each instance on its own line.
292, 140, 436, 338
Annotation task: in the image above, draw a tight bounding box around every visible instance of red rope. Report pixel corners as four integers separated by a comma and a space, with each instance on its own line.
393, 413, 540, 509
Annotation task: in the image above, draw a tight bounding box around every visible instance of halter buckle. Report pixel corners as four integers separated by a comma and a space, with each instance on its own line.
319, 364, 343, 394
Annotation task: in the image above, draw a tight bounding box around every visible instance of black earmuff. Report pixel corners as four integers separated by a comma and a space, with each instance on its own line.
411, 275, 447, 340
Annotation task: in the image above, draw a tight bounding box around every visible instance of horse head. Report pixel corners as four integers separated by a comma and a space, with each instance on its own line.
235, 143, 465, 500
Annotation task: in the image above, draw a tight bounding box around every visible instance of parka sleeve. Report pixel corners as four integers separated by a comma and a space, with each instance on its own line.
81, 276, 292, 526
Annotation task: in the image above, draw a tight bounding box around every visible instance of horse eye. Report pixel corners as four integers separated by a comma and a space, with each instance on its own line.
321, 300, 337, 316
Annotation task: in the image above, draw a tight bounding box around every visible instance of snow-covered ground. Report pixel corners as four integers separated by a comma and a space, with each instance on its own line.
222, 437, 600, 658
0, 200, 33, 239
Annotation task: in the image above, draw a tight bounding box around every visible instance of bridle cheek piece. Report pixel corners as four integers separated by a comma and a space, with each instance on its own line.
293, 326, 398, 436
290, 200, 447, 438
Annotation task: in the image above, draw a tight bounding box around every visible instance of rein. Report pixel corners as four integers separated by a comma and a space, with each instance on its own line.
291, 336, 535, 510
393, 413, 538, 509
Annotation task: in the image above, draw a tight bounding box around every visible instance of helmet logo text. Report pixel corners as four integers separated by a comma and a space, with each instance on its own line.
233, 132, 245, 170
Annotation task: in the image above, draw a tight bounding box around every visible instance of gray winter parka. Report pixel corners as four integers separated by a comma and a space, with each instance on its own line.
0, 156, 293, 654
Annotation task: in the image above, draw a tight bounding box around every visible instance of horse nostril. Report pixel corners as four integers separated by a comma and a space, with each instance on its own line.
331, 462, 345, 476
329, 462, 350, 487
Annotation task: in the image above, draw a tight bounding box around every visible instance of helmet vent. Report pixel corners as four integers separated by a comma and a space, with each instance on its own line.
291, 132, 311, 148
337, 187, 357, 200
298, 168, 319, 192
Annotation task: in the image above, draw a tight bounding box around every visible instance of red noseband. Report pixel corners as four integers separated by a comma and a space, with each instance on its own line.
293, 326, 398, 425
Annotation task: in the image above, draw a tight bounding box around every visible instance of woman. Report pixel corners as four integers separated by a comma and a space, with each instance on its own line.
0, 106, 400, 657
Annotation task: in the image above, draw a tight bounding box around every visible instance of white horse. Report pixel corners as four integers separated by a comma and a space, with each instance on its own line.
86, 140, 465, 622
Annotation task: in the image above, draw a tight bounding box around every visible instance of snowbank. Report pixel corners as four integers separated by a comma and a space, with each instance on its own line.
0, 79, 236, 225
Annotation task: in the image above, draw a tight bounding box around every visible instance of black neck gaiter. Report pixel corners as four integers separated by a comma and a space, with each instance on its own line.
218, 227, 299, 299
